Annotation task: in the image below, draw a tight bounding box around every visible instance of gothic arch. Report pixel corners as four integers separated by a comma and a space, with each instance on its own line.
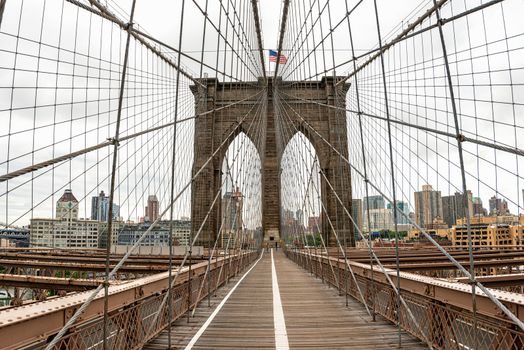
190, 76, 353, 247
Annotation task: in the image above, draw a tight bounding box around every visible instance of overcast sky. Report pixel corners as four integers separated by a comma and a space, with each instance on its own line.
1, 0, 523, 229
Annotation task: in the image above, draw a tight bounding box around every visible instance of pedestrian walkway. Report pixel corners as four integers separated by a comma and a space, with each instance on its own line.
145, 249, 428, 349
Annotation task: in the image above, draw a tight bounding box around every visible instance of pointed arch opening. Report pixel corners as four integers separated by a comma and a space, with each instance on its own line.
219, 132, 262, 248
280, 132, 322, 246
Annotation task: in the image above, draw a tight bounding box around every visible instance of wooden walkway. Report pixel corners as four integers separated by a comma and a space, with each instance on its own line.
145, 249, 427, 349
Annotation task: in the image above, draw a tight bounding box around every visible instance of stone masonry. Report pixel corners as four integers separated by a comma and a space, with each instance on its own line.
190, 76, 353, 248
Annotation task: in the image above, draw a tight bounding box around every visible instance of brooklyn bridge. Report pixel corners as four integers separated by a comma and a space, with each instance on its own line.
1, 0, 524, 348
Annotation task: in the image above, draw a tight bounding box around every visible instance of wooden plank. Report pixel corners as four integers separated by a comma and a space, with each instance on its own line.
275, 251, 427, 349
145, 250, 428, 349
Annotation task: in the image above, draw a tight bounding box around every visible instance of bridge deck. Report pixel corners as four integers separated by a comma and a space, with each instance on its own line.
146, 249, 427, 349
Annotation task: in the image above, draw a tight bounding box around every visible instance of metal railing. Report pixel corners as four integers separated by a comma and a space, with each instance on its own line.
0, 251, 258, 350
286, 248, 524, 350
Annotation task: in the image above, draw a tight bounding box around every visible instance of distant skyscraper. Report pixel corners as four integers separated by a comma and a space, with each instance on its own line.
91, 190, 119, 222
489, 196, 509, 216
454, 191, 473, 221
441, 195, 457, 227
386, 201, 409, 224
365, 208, 394, 232
222, 188, 243, 232
472, 197, 487, 216
352, 199, 363, 234
282, 209, 295, 226
414, 185, 443, 228
363, 195, 385, 211
145, 195, 160, 222
489, 196, 497, 214
296, 209, 304, 227
442, 191, 474, 227
56, 189, 79, 221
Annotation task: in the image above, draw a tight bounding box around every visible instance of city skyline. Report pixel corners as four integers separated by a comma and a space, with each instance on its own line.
10, 184, 519, 231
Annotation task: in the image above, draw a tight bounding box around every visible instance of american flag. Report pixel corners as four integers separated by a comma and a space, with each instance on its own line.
269, 50, 287, 64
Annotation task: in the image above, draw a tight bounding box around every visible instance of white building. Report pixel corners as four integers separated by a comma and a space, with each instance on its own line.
30, 189, 120, 249
30, 218, 99, 248
55, 189, 79, 221
364, 208, 395, 232
30, 218, 122, 249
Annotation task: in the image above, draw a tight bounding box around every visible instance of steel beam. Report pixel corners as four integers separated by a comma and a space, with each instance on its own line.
455, 273, 524, 288
0, 251, 257, 350
387, 257, 524, 271
295, 250, 524, 323
0, 259, 170, 273
0, 274, 108, 291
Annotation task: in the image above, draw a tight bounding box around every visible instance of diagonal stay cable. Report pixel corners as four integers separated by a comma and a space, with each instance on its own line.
275, 91, 432, 344
280, 93, 524, 333
43, 91, 265, 350
273, 0, 290, 80
149, 92, 265, 332
65, 0, 201, 87
278, 90, 524, 158
0, 92, 262, 183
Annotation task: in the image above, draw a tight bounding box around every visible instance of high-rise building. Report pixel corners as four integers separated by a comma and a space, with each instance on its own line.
454, 191, 473, 222
56, 189, 78, 221
221, 188, 243, 232
352, 199, 363, 234
414, 185, 443, 229
442, 191, 475, 228
386, 201, 409, 224
489, 196, 509, 216
441, 195, 457, 228
364, 208, 395, 232
295, 209, 304, 227
472, 197, 487, 216
91, 190, 120, 222
145, 195, 160, 222
363, 195, 385, 211
489, 196, 497, 214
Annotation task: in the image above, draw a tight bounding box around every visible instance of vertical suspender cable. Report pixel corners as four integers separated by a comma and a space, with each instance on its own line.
431, 0, 478, 341
103, 1, 137, 348
372, 1, 402, 346
344, 1, 376, 321
168, 0, 186, 345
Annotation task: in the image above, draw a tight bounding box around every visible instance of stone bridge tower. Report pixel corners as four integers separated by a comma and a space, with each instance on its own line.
190, 77, 353, 248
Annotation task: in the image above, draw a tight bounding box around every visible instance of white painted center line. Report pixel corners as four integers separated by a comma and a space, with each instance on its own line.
271, 249, 289, 350
184, 250, 265, 350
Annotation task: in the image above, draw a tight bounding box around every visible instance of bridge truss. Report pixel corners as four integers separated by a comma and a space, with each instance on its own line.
1, 0, 524, 349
